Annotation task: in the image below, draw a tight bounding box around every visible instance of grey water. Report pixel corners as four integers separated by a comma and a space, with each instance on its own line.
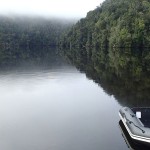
0, 49, 148, 150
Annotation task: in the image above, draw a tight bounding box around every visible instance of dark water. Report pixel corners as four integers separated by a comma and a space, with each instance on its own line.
0, 48, 149, 150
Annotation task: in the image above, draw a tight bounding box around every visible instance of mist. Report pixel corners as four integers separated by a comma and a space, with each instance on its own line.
0, 0, 104, 19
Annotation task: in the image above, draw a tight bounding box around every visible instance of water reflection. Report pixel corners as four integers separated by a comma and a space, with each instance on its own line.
1, 46, 149, 149
0, 47, 125, 150
62, 47, 150, 107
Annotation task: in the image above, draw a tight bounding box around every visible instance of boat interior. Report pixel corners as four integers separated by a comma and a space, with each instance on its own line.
131, 108, 150, 128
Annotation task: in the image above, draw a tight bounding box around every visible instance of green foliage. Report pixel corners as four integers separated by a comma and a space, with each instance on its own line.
60, 0, 150, 48
59, 0, 150, 106
0, 16, 73, 48
0, 16, 74, 64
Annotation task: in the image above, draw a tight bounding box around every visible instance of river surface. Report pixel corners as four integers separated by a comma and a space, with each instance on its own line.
0, 49, 148, 150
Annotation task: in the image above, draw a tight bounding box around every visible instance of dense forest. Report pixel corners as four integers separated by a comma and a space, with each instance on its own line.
59, 0, 150, 100
59, 0, 150, 107
0, 16, 74, 64
60, 0, 150, 48
0, 0, 149, 105
0, 16, 74, 48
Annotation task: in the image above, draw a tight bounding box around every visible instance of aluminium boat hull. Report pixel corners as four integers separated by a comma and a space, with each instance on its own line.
119, 120, 150, 150
119, 107, 150, 146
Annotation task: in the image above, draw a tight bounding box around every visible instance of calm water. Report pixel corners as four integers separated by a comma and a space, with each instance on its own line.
0, 50, 147, 150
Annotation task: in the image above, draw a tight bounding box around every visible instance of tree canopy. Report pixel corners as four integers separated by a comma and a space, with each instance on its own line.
0, 16, 74, 64
60, 0, 150, 48
0, 16, 73, 48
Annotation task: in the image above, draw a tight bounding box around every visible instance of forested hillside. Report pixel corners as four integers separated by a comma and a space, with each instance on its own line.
0, 16, 74, 65
60, 0, 150, 48
0, 16, 73, 48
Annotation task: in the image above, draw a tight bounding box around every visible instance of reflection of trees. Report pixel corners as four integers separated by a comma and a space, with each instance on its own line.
63, 47, 150, 107
87, 67, 150, 107
0, 47, 64, 68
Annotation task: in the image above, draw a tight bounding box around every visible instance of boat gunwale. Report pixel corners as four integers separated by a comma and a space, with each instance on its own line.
119, 109, 150, 143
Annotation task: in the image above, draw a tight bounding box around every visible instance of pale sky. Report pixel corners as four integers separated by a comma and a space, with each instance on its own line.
0, 0, 104, 18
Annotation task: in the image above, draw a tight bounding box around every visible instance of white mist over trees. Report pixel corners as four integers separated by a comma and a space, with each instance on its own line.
0, 0, 104, 18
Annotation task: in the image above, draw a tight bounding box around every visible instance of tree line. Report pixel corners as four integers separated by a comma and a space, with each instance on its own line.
60, 0, 150, 48
0, 16, 74, 48
0, 16, 74, 64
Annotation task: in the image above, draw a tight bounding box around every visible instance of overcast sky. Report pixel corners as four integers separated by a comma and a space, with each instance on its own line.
0, 0, 104, 18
